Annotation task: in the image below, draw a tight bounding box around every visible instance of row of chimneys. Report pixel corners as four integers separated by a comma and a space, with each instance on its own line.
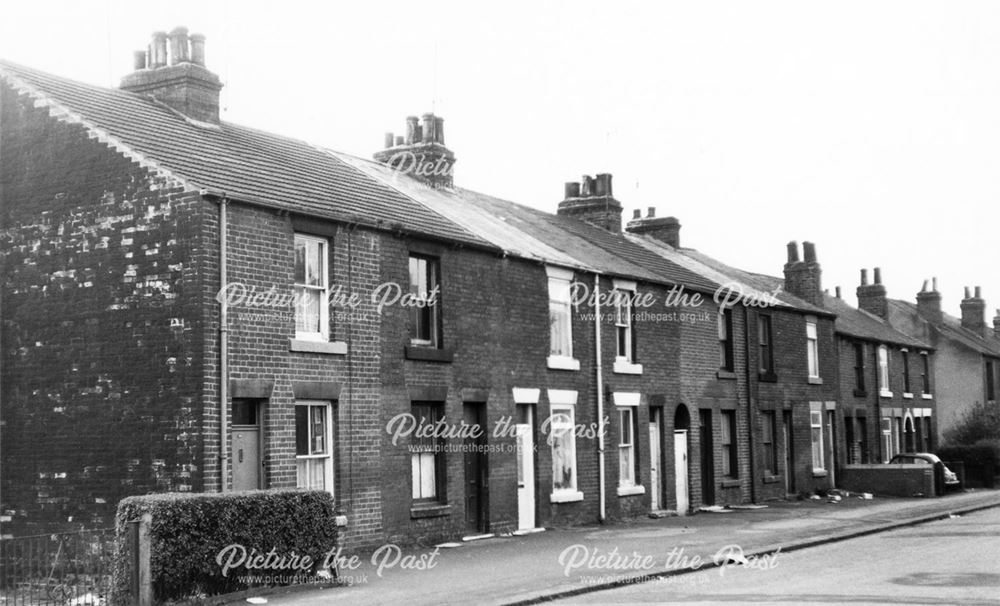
112, 30, 1000, 341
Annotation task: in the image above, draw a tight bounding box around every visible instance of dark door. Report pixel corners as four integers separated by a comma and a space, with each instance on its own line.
232, 399, 262, 491
783, 411, 795, 494
464, 403, 488, 533
699, 409, 715, 505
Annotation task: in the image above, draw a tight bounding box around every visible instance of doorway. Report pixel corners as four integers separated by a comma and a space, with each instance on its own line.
649, 408, 664, 511
783, 410, 795, 495
232, 399, 262, 491
699, 409, 715, 505
463, 403, 489, 533
673, 404, 691, 515
515, 405, 536, 530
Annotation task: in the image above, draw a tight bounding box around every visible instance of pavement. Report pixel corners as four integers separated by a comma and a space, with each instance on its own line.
246, 489, 1000, 606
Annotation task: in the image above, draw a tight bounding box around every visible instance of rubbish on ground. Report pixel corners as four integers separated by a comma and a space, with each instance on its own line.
246, 599, 267, 605
809, 495, 822, 500
949, 513, 961, 519
861, 493, 873, 500
698, 505, 733, 513
436, 542, 463, 548
828, 495, 842, 503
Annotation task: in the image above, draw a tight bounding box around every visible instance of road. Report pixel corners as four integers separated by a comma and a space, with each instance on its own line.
555, 506, 1000, 605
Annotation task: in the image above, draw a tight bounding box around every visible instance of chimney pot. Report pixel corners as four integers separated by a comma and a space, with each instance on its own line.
965, 286, 972, 299
434, 116, 445, 144
150, 31, 168, 68
594, 173, 609, 196
786, 241, 800, 264
921, 279, 929, 293
565, 182, 581, 199
372, 112, 456, 188
405, 116, 419, 145
803, 241, 817, 263
395, 135, 404, 146
168, 26, 190, 65
189, 33, 206, 66
647, 207, 655, 218
874, 267, 882, 285
836, 286, 842, 299
860, 269, 868, 286
632, 209, 641, 219
384, 133, 394, 149
421, 113, 436, 143
932, 277, 938, 292
132, 50, 147, 70
976, 286, 982, 299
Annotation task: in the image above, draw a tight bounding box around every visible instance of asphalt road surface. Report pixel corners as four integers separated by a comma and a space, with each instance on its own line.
555, 506, 1000, 605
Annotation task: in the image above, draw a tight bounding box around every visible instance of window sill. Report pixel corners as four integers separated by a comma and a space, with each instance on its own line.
716, 370, 737, 380
616, 484, 646, 497
902, 392, 914, 399
721, 479, 741, 488
758, 371, 778, 383
550, 490, 584, 503
763, 474, 781, 484
879, 390, 894, 398
410, 503, 452, 519
921, 393, 933, 400
812, 469, 828, 478
808, 376, 823, 385
853, 388, 868, 398
289, 339, 347, 355
404, 345, 454, 363
547, 355, 581, 371
613, 359, 644, 375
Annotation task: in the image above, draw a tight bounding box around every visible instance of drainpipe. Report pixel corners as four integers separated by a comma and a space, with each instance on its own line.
218, 196, 230, 492
743, 305, 757, 503
594, 273, 606, 522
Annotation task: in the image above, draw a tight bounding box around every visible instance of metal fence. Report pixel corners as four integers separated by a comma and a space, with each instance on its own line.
0, 528, 115, 606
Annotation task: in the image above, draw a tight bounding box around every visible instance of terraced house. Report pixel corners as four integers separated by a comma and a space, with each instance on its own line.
0, 27, 967, 548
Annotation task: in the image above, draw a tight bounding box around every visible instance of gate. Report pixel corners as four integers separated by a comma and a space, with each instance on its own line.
0, 528, 114, 606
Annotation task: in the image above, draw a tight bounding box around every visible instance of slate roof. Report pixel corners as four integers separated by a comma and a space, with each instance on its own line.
889, 299, 1000, 357
824, 295, 931, 349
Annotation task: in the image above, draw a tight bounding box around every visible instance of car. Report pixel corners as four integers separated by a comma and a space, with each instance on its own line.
888, 452, 960, 494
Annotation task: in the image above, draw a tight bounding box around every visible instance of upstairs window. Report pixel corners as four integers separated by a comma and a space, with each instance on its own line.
546, 267, 578, 370
806, 319, 820, 379
902, 350, 911, 394
988, 359, 997, 402
853, 342, 866, 392
718, 308, 735, 372
878, 345, 891, 396
409, 254, 441, 347
294, 234, 329, 340
614, 289, 635, 363
921, 353, 932, 396
758, 314, 775, 377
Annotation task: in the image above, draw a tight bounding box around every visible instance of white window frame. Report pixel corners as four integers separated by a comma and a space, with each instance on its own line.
293, 234, 329, 342
548, 389, 583, 502
546, 267, 579, 371
618, 407, 636, 488
901, 348, 913, 398
295, 400, 334, 493
810, 409, 825, 472
878, 345, 893, 397
881, 417, 893, 463
721, 410, 737, 478
612, 279, 643, 375
410, 402, 444, 502
806, 318, 820, 379
408, 254, 440, 347
920, 352, 933, 399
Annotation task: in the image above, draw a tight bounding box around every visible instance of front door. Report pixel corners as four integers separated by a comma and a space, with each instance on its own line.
699, 409, 715, 505
232, 399, 261, 491
516, 417, 536, 530
464, 403, 488, 533
783, 411, 795, 494
649, 408, 663, 510
674, 430, 689, 515
827, 410, 837, 488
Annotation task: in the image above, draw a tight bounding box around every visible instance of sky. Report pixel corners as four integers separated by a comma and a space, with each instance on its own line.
1, 0, 998, 319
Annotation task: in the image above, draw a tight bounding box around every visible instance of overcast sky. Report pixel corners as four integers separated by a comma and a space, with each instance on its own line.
2, 1, 998, 318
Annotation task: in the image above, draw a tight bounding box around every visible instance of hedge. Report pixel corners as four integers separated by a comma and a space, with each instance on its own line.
112, 489, 339, 603
937, 440, 1000, 488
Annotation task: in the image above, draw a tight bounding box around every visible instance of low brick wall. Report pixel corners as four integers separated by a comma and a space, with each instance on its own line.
840, 464, 936, 497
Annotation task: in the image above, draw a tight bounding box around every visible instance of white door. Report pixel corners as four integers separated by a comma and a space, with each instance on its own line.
516, 423, 536, 530
674, 430, 689, 516
649, 422, 661, 510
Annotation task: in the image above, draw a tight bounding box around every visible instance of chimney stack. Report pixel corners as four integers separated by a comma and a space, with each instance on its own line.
373, 112, 456, 188
625, 207, 681, 247
960, 286, 987, 335
783, 241, 823, 306
556, 173, 624, 233
993, 309, 1000, 340
857, 267, 888, 319
916, 277, 943, 324
120, 27, 223, 123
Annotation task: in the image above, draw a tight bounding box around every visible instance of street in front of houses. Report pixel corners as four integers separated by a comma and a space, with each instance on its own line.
264, 490, 1000, 606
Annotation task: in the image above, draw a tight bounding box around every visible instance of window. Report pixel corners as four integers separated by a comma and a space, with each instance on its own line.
810, 410, 824, 472
806, 319, 820, 379
762, 411, 777, 475
718, 308, 734, 372
547, 267, 577, 370
409, 254, 441, 347
614, 289, 635, 362
758, 315, 775, 377
294, 234, 328, 340
987, 359, 997, 402
295, 401, 333, 492
618, 407, 637, 487
902, 350, 911, 395
878, 345, 892, 396
857, 416, 869, 464
881, 417, 892, 463
921, 353, 931, 396
721, 410, 737, 478
550, 403, 579, 497
853, 342, 866, 392
410, 403, 445, 501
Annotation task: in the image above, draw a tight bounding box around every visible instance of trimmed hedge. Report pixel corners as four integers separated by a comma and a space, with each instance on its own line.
937, 440, 1000, 488
112, 490, 338, 603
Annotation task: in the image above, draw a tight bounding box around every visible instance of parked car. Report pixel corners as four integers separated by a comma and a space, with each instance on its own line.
889, 453, 960, 495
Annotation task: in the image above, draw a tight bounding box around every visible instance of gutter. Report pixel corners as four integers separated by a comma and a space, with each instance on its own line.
203, 191, 230, 492
594, 273, 606, 522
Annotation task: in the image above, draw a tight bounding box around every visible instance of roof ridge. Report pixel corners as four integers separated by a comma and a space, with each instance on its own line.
0, 63, 197, 191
